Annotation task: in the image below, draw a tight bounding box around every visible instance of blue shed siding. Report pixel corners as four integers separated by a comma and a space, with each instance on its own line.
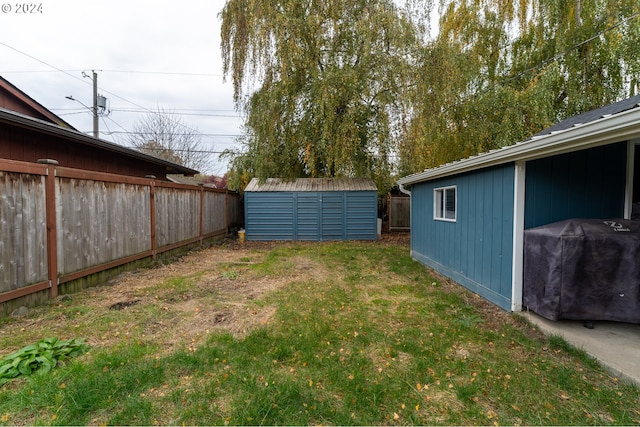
321, 193, 345, 240
346, 192, 378, 239
524, 142, 628, 229
245, 190, 377, 241
297, 193, 320, 240
245, 192, 295, 240
411, 164, 515, 310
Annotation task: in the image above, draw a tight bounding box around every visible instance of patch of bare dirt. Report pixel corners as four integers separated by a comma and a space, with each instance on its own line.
70, 236, 402, 351
0, 239, 298, 358
79, 237, 385, 355
89, 243, 290, 353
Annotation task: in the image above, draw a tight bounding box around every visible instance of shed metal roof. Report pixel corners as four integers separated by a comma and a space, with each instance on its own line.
245, 177, 377, 192
398, 95, 640, 186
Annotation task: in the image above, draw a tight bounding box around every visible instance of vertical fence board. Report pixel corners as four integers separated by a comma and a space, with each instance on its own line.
203, 191, 226, 234
57, 178, 151, 275
155, 187, 200, 247
0, 171, 47, 294
389, 196, 411, 231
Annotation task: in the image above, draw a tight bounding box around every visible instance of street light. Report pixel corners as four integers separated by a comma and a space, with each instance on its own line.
65, 71, 107, 138
65, 95, 90, 108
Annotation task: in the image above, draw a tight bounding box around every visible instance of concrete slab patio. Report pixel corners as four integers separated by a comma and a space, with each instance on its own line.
521, 311, 640, 387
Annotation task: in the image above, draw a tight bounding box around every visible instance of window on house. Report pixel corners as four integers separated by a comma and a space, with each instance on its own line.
434, 186, 456, 221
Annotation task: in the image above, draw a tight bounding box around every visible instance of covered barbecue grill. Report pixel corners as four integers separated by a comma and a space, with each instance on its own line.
523, 219, 640, 323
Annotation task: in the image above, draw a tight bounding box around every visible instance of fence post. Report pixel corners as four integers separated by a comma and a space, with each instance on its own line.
224, 191, 229, 232
38, 159, 59, 299
147, 176, 157, 259
387, 193, 391, 233
199, 184, 204, 245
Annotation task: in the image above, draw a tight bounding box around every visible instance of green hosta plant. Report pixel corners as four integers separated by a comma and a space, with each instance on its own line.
0, 337, 90, 385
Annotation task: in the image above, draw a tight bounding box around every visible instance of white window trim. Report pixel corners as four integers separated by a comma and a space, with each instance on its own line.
434, 185, 457, 222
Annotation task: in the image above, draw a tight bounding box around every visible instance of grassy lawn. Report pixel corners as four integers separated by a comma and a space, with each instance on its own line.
0, 238, 638, 425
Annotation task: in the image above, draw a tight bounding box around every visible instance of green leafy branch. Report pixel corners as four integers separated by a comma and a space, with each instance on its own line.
0, 337, 90, 386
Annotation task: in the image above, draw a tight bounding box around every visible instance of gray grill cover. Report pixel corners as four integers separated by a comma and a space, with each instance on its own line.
523, 219, 640, 323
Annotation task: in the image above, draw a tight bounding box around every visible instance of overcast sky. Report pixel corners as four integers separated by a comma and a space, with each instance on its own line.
0, 0, 243, 174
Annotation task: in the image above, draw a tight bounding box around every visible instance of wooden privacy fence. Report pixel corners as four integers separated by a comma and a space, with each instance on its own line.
0, 158, 241, 308
389, 195, 410, 231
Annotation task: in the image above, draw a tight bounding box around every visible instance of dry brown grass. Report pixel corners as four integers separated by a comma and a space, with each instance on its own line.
0, 239, 290, 357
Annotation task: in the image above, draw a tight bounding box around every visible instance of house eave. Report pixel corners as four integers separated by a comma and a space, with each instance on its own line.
0, 75, 76, 129
398, 107, 640, 186
0, 107, 199, 176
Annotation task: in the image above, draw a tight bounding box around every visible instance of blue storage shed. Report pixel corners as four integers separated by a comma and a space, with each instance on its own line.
398, 95, 640, 312
244, 177, 378, 241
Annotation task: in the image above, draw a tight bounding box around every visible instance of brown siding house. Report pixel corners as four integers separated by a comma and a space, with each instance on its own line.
0, 76, 197, 179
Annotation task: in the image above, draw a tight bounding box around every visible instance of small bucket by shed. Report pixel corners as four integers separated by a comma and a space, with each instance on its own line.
244, 178, 378, 241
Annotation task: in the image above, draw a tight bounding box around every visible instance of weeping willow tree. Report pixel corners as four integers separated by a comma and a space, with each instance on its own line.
219, 0, 425, 192
400, 0, 640, 174
219, 0, 640, 183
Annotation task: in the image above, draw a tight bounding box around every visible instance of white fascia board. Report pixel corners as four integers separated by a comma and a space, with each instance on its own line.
398, 108, 640, 185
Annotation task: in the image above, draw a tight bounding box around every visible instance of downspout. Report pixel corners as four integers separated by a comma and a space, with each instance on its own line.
399, 183, 411, 196
398, 182, 412, 252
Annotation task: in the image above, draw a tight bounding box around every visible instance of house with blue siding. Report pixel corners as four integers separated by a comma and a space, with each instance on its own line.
398, 95, 640, 312
244, 177, 378, 241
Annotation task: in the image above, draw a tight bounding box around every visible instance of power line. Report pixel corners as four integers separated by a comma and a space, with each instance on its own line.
110, 108, 242, 118
51, 107, 242, 118
431, 10, 640, 116
0, 41, 92, 88
0, 68, 224, 78
113, 107, 238, 113
99, 69, 225, 77
130, 148, 230, 155
57, 111, 92, 117
506, 10, 640, 82
103, 115, 130, 134
100, 115, 114, 137
91, 87, 244, 140
0, 41, 240, 137
101, 130, 242, 137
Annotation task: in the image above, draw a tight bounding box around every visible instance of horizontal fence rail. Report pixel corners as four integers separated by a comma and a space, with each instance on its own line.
0, 158, 241, 308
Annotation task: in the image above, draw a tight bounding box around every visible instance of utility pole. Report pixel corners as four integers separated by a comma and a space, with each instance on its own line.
92, 70, 98, 138
66, 70, 107, 138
